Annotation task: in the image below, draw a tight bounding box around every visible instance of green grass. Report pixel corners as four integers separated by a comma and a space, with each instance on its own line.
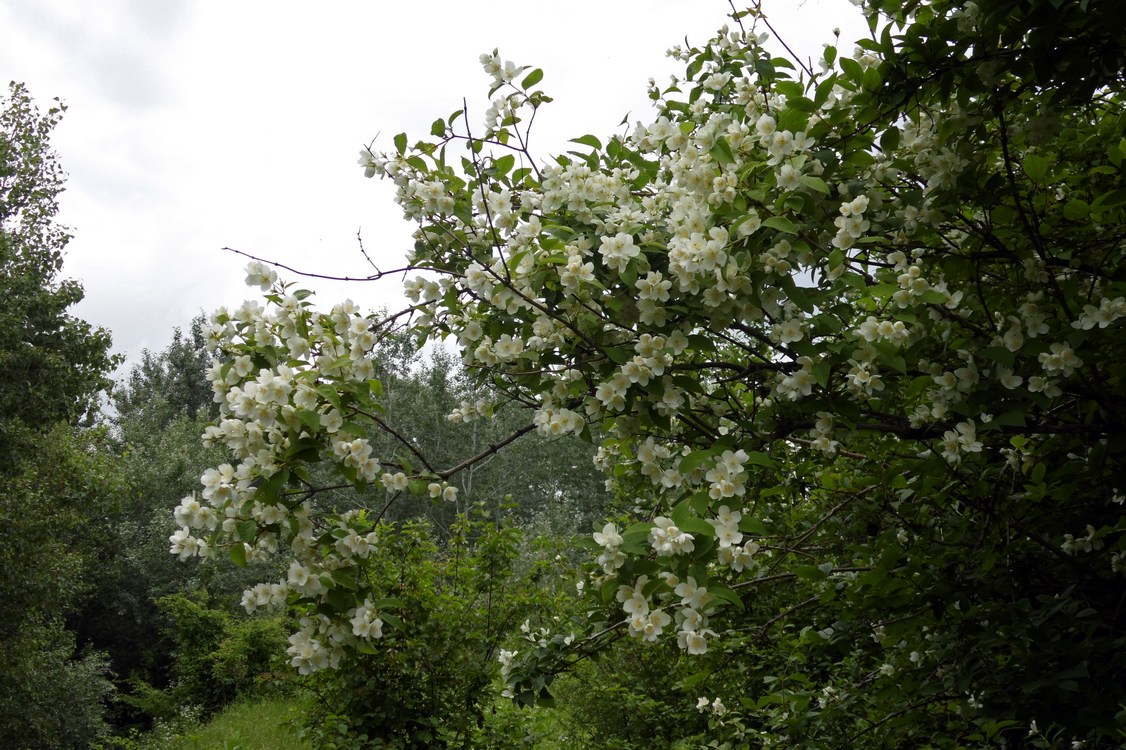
163, 695, 312, 750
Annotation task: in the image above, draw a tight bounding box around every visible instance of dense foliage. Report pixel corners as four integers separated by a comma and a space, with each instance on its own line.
299, 515, 568, 750
0, 82, 115, 435
7, 0, 1122, 747
178, 0, 1125, 747
0, 82, 120, 749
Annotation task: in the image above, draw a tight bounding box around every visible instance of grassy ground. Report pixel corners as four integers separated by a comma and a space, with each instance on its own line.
156, 695, 311, 750
115, 686, 592, 749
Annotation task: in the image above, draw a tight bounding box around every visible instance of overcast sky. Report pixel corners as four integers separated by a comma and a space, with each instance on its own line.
1, 0, 865, 372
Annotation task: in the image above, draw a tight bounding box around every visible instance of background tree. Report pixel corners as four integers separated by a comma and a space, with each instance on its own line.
369, 342, 611, 533
0, 82, 114, 440
0, 81, 119, 749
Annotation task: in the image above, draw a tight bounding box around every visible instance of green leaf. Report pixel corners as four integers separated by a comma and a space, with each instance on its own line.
373, 598, 405, 610
708, 583, 744, 612
1023, 154, 1049, 183
679, 448, 715, 475
1062, 199, 1089, 220
987, 411, 1026, 429
800, 175, 831, 194
297, 409, 321, 431
340, 421, 368, 439
862, 65, 882, 90
229, 543, 247, 567
236, 520, 257, 544
877, 349, 907, 374
678, 669, 713, 691
778, 275, 815, 312
775, 81, 804, 99
600, 577, 619, 605
981, 346, 1015, 367
493, 154, 515, 176
812, 361, 831, 388
906, 374, 932, 400
738, 516, 768, 535
880, 126, 901, 152
606, 347, 630, 365
710, 135, 736, 164
745, 451, 776, 469
620, 259, 637, 287
679, 516, 716, 538
520, 68, 544, 89
671, 498, 693, 528
619, 523, 652, 555
1092, 187, 1126, 211
257, 467, 291, 504
570, 134, 602, 150
325, 587, 356, 614
332, 570, 358, 591
763, 216, 798, 234
839, 56, 862, 83
393, 132, 407, 155
794, 564, 827, 582
430, 118, 446, 137
919, 290, 949, 305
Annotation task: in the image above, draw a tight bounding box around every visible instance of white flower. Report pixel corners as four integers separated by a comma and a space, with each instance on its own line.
169, 526, 204, 560
773, 318, 804, 343
593, 522, 623, 549
755, 114, 777, 138
245, 261, 277, 291
777, 163, 802, 191
674, 577, 712, 609
649, 517, 695, 556
598, 232, 641, 273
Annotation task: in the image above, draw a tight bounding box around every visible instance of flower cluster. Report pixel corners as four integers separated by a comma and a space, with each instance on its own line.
173, 267, 472, 673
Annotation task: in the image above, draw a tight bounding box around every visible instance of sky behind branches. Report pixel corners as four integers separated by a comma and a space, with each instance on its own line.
1, 0, 865, 370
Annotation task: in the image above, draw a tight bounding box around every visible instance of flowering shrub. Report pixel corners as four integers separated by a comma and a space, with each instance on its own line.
182, 0, 1125, 746
296, 516, 559, 750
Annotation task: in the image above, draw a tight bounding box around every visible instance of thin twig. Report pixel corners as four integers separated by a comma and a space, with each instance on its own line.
223, 246, 411, 282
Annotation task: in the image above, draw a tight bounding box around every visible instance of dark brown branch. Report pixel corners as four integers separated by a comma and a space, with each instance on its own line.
437, 423, 538, 480
357, 408, 437, 474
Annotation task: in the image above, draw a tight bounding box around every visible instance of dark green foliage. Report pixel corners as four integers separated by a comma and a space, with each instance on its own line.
872, 0, 1126, 106
0, 424, 121, 748
0, 632, 115, 750
0, 84, 124, 747
149, 593, 290, 714
552, 639, 709, 750
0, 82, 116, 439
113, 316, 216, 429
300, 515, 564, 750
0, 81, 123, 749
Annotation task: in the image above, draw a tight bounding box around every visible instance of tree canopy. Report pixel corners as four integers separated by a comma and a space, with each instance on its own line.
0, 81, 120, 749
0, 81, 116, 439
178, 1, 1125, 746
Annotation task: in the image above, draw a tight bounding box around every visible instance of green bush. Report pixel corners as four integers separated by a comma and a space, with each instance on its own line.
122, 593, 289, 723
0, 625, 114, 750
299, 514, 567, 750
550, 639, 708, 750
